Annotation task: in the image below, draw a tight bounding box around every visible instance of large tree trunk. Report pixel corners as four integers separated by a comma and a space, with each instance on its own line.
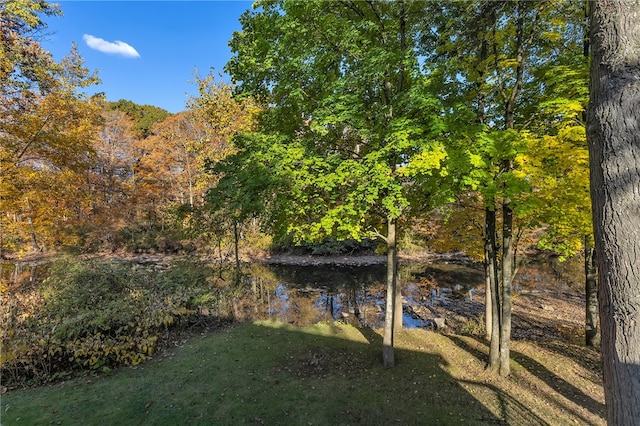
498, 200, 514, 377
584, 236, 599, 347
587, 1, 640, 423
382, 217, 397, 367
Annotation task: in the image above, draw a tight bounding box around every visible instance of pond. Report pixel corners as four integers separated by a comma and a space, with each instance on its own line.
235, 261, 485, 329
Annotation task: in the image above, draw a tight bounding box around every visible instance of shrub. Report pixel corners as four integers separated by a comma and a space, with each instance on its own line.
1, 257, 225, 388
461, 314, 485, 336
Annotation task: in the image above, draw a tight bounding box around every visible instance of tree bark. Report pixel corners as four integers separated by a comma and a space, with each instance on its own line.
27, 216, 40, 252
584, 236, 599, 347
382, 216, 397, 367
393, 258, 403, 334
587, 1, 640, 423
485, 206, 501, 371
499, 199, 513, 376
233, 219, 240, 270
393, 225, 402, 333
484, 249, 493, 341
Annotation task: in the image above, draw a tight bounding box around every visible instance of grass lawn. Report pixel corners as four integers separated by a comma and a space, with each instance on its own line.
0, 321, 605, 425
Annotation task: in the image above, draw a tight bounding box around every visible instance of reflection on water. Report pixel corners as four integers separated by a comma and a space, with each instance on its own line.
0, 261, 46, 290
239, 262, 484, 329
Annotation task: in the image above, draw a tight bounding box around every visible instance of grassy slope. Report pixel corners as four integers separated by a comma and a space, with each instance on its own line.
1, 321, 605, 425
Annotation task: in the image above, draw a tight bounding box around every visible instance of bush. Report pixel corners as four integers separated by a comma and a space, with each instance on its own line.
461, 314, 485, 336
0, 257, 225, 388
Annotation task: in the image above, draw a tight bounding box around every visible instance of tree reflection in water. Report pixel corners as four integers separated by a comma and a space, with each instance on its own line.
234, 262, 485, 329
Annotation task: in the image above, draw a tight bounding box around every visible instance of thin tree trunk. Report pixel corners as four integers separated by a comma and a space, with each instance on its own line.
27, 217, 40, 252
382, 216, 397, 368
477, 8, 492, 344
252, 277, 258, 314
484, 207, 497, 342
233, 219, 240, 270
484, 262, 492, 340
493, 3, 531, 377
584, 236, 599, 347
393, 242, 402, 334
499, 200, 513, 376
587, 1, 640, 422
485, 206, 501, 372
485, 206, 501, 371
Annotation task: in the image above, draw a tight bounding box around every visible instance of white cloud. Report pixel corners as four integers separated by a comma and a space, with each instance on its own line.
83, 34, 140, 58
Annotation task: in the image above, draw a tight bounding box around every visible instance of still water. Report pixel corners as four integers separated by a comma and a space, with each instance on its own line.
235, 261, 485, 329
0, 260, 46, 290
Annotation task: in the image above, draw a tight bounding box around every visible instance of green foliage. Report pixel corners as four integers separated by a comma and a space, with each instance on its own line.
108, 99, 171, 138
426, 0, 590, 260
273, 236, 379, 256
0, 257, 224, 387
520, 125, 591, 258
220, 0, 446, 246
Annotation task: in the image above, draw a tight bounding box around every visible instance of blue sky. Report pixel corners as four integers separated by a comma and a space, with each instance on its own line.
43, 1, 254, 113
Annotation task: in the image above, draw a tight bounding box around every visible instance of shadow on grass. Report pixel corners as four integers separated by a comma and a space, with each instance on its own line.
444, 334, 606, 424
456, 377, 548, 426
358, 325, 383, 346
509, 349, 606, 420
511, 308, 603, 381
3, 322, 502, 426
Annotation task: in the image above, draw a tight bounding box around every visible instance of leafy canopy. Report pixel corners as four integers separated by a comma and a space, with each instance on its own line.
219, 0, 446, 244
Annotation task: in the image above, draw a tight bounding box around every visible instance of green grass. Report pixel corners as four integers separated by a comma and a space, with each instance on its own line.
1, 321, 605, 425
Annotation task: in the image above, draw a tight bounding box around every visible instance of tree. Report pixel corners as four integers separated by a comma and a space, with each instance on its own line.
1, 0, 59, 255
516, 7, 596, 346
188, 72, 259, 264
0, 43, 101, 254
223, 0, 445, 366
138, 112, 203, 210
587, 0, 640, 423
0, 0, 104, 254
522, 119, 596, 346
79, 107, 138, 251
108, 99, 170, 139
430, 0, 587, 375
0, 0, 61, 97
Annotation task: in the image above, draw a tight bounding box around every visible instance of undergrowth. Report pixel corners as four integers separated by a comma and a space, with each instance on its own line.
0, 257, 227, 388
